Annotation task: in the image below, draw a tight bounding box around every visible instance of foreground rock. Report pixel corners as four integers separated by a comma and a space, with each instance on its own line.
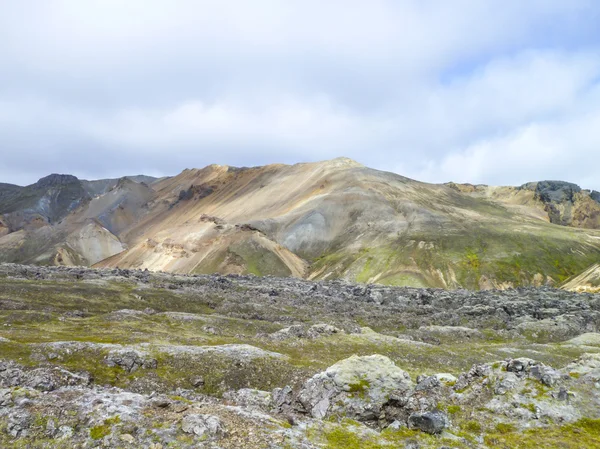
1, 264, 600, 448
298, 355, 413, 420
105, 348, 158, 372
181, 414, 226, 440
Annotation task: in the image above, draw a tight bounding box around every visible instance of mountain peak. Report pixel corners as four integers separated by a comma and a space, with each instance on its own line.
35, 174, 80, 188
324, 157, 363, 168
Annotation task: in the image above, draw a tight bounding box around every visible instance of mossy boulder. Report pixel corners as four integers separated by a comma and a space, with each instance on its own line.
297, 354, 413, 421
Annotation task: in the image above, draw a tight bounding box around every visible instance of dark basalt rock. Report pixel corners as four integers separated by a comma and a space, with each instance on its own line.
34, 174, 80, 188
408, 411, 447, 434
534, 180, 581, 204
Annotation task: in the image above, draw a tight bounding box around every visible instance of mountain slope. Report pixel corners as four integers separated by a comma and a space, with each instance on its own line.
562, 263, 600, 293
94, 158, 600, 289
448, 180, 600, 229
2, 159, 600, 289
0, 175, 155, 266
0, 174, 90, 230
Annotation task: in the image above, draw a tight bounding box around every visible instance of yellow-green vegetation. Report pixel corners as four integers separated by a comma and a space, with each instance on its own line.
461, 420, 482, 433
309, 421, 465, 449
446, 404, 461, 414
348, 377, 371, 394
89, 425, 110, 440
484, 419, 600, 448
310, 219, 600, 289
0, 270, 593, 393
307, 418, 600, 449
89, 416, 121, 440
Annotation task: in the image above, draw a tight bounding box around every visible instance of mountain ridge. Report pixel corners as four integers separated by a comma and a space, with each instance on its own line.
2, 159, 600, 290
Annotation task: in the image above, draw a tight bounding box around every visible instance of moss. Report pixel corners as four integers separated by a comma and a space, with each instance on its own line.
447, 405, 461, 414
104, 415, 121, 426
461, 420, 482, 433
89, 416, 121, 440
484, 419, 600, 448
525, 403, 537, 414
323, 427, 381, 449
90, 425, 111, 440
494, 422, 517, 433
348, 377, 371, 395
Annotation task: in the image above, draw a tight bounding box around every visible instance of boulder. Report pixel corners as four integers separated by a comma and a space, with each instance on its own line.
105, 349, 157, 373
269, 323, 342, 341
408, 411, 447, 435
223, 388, 272, 409
181, 414, 225, 439
7, 410, 31, 438
530, 364, 564, 387
0, 388, 12, 407
433, 373, 457, 385
506, 357, 536, 375
415, 376, 441, 392
494, 372, 519, 395
297, 355, 413, 421
565, 333, 600, 347
272, 385, 293, 411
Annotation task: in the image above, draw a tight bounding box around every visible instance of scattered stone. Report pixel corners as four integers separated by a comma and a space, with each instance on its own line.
415, 376, 441, 392
7, 410, 31, 438
0, 388, 12, 407
105, 349, 158, 372
272, 385, 293, 411
494, 372, 519, 395
307, 323, 342, 338
530, 364, 564, 387
191, 376, 205, 388
181, 414, 225, 439
224, 388, 272, 409
408, 411, 447, 435
506, 358, 535, 376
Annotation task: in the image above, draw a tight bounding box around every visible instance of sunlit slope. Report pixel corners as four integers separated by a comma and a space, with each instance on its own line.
562, 263, 600, 293
95, 158, 600, 289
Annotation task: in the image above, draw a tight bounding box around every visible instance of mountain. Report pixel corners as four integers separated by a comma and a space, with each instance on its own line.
447, 180, 600, 228
81, 175, 159, 198
0, 174, 89, 230
2, 159, 600, 289
0, 174, 157, 266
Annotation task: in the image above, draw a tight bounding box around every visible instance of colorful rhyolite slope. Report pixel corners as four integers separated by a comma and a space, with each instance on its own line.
1, 158, 600, 290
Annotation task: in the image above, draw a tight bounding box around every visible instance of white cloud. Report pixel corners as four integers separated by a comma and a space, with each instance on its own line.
0, 1, 599, 188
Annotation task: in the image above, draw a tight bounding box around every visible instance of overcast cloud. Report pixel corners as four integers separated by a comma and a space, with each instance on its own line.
1, 0, 600, 188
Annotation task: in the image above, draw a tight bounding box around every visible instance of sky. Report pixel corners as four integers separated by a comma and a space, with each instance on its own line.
1, 1, 600, 189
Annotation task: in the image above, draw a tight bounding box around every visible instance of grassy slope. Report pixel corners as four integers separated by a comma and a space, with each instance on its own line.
310, 197, 600, 289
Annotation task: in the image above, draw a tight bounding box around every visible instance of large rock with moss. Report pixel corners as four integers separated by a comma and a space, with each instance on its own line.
297, 354, 413, 421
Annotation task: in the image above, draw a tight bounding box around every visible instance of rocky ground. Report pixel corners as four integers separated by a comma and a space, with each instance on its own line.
0, 263, 599, 448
